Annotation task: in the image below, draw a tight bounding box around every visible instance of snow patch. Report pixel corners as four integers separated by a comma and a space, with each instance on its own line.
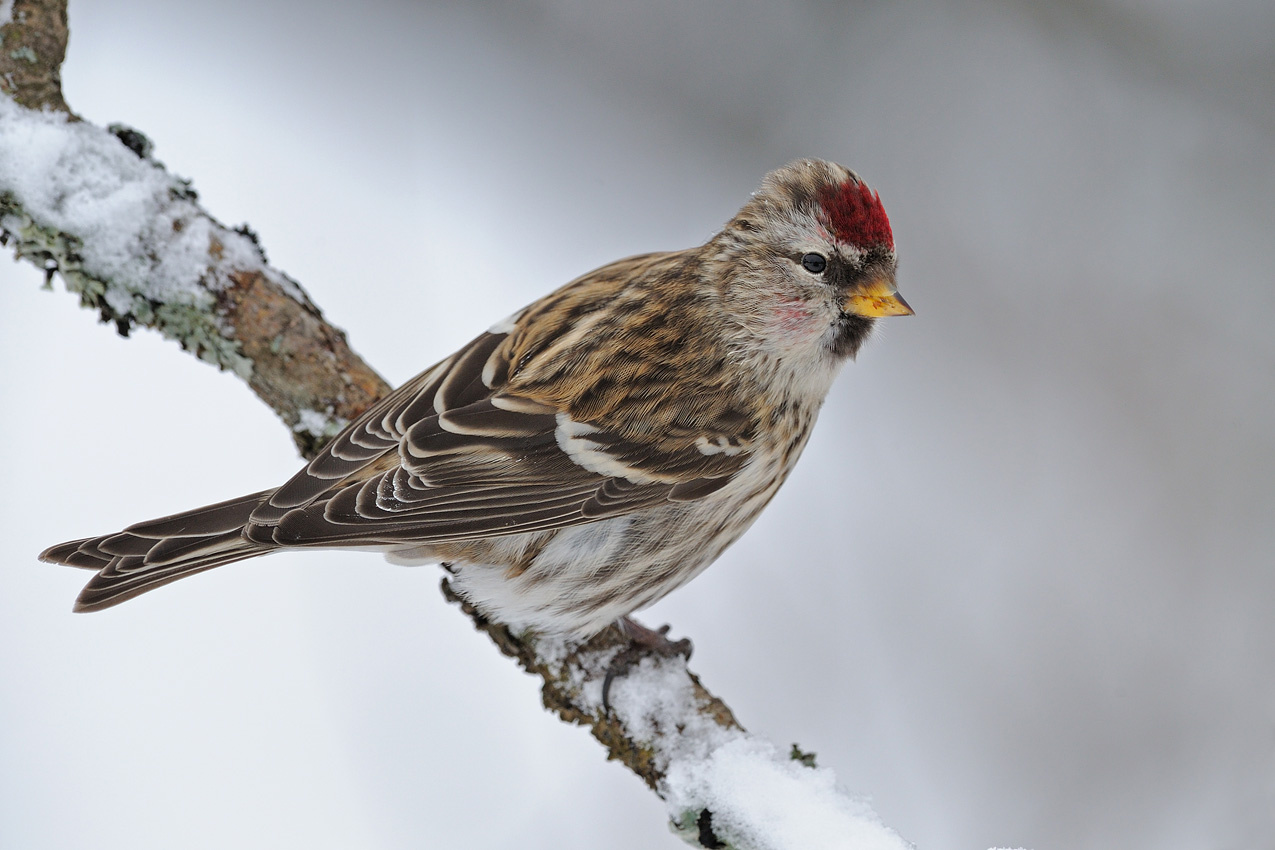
589, 650, 911, 850
0, 96, 265, 309
664, 737, 910, 850
293, 408, 347, 439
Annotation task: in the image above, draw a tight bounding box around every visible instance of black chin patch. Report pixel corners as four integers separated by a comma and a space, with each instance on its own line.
830, 313, 875, 358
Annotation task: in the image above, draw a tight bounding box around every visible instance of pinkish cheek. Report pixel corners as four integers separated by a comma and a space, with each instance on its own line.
770, 299, 822, 338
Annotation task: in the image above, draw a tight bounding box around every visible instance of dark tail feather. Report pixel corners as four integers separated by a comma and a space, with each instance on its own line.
39, 490, 276, 612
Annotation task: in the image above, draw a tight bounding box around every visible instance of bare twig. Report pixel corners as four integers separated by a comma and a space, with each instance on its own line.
0, 0, 72, 114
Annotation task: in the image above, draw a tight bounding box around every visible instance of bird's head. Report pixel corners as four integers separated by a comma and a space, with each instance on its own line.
709, 159, 911, 363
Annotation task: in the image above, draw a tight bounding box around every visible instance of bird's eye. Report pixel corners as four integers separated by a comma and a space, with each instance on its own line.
801, 253, 828, 274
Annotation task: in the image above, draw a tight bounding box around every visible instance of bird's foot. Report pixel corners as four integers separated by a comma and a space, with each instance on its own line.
601, 617, 693, 712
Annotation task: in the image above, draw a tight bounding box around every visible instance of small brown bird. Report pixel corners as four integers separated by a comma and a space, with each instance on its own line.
41, 159, 912, 637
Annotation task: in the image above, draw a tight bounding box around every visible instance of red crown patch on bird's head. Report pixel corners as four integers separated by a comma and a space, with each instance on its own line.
817, 180, 894, 251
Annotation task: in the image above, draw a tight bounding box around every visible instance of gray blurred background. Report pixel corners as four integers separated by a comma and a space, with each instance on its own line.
2, 1, 1273, 848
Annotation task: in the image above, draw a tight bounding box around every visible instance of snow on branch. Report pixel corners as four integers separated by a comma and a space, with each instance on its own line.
449, 585, 912, 849
0, 0, 387, 455
1, 2, 914, 846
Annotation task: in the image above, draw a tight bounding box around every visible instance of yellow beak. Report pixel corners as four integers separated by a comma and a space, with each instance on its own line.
842, 278, 914, 318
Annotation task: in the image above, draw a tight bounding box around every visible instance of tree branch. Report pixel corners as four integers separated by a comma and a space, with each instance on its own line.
1, 0, 388, 456
0, 0, 70, 114
2, 3, 909, 847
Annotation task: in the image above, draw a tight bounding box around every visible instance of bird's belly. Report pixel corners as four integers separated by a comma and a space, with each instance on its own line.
387, 447, 797, 636
394, 505, 731, 636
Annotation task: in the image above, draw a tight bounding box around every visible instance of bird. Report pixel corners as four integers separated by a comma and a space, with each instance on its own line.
40, 159, 912, 638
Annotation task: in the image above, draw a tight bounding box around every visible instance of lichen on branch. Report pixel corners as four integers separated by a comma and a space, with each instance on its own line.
0, 1, 387, 454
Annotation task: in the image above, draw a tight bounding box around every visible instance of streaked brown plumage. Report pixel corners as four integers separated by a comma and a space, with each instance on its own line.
40, 159, 912, 636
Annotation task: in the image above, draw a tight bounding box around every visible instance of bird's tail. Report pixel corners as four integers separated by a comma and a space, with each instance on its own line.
39, 490, 276, 612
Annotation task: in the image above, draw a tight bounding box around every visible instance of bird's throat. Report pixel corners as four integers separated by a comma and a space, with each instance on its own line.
829, 313, 875, 359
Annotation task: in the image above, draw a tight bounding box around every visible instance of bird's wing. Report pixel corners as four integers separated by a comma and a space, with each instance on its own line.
245, 316, 752, 548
